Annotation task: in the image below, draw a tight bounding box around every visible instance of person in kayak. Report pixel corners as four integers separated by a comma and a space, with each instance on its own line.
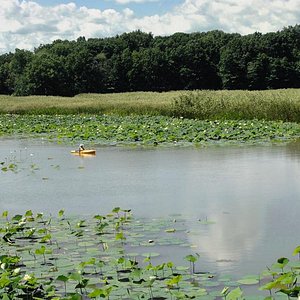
78, 144, 85, 152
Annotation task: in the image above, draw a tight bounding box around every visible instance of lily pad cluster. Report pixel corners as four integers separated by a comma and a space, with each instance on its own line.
1, 114, 300, 146
0, 208, 299, 299
259, 253, 300, 299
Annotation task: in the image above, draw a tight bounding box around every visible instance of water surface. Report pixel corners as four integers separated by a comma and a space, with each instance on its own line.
1, 138, 300, 277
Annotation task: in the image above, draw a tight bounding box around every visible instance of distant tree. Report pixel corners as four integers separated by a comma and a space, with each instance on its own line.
0, 53, 13, 94
178, 40, 221, 89
118, 30, 153, 52
219, 36, 249, 89
247, 54, 270, 90
128, 47, 169, 91
200, 30, 237, 65
108, 49, 132, 92
7, 49, 33, 95
1, 26, 300, 95
66, 45, 106, 94
23, 51, 70, 96
267, 57, 300, 89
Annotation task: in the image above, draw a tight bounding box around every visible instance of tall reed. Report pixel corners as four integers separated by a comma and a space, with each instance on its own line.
171, 89, 300, 122
1, 89, 300, 122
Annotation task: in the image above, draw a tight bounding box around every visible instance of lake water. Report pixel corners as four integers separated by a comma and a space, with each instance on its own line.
1, 137, 300, 278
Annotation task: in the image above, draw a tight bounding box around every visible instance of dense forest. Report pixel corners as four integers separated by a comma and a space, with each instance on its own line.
0, 25, 299, 96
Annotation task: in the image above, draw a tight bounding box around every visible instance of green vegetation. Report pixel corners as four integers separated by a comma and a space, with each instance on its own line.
0, 26, 300, 96
0, 91, 177, 116
0, 208, 299, 299
1, 89, 300, 123
172, 89, 300, 123
1, 114, 300, 146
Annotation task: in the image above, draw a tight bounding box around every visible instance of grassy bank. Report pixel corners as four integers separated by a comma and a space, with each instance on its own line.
1, 89, 300, 145
1, 89, 300, 122
172, 89, 300, 122
0, 91, 178, 116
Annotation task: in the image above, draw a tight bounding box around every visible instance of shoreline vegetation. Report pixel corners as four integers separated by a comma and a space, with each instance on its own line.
0, 89, 300, 122
1, 90, 300, 145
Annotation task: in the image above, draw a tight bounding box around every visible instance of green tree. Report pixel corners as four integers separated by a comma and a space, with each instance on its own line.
119, 30, 153, 52
0, 53, 13, 94
23, 51, 69, 96
219, 36, 249, 89
108, 48, 133, 92
267, 57, 299, 89
1, 27, 300, 95
247, 53, 270, 90
66, 45, 106, 94
8, 49, 33, 95
128, 47, 169, 91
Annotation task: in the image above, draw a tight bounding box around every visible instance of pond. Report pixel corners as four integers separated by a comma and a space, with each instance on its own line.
1, 138, 300, 280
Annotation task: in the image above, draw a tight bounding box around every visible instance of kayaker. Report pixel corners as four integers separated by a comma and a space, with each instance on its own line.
78, 144, 85, 152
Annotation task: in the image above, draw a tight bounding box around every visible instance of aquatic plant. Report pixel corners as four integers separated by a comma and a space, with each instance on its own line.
1, 114, 300, 147
0, 208, 297, 299
259, 247, 300, 299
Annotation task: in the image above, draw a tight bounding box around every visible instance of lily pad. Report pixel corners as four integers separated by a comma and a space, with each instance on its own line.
237, 278, 259, 285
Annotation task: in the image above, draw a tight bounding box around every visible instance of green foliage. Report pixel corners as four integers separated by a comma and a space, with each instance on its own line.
259, 247, 300, 299
58, 209, 65, 218
0, 208, 300, 298
226, 287, 243, 299
172, 89, 300, 122
1, 113, 300, 148
2, 89, 300, 123
1, 26, 300, 96
185, 254, 199, 274
293, 245, 300, 257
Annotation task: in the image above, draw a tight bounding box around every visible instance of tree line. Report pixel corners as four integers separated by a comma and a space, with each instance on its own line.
0, 25, 299, 96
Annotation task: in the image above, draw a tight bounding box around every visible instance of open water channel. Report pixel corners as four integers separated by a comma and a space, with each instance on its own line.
1, 138, 300, 280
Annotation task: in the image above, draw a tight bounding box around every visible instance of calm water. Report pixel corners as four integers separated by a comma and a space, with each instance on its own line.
1, 138, 300, 277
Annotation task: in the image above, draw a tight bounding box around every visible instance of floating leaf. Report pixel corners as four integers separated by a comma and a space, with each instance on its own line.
165, 228, 176, 233
293, 246, 300, 256
58, 209, 65, 218
56, 275, 69, 282
141, 252, 160, 258
237, 278, 259, 285
226, 287, 243, 300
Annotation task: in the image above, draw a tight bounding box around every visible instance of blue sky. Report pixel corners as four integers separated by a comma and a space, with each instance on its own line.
0, 0, 299, 53
34, 0, 183, 17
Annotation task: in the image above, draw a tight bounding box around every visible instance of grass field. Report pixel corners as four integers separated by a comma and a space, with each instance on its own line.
0, 91, 179, 116
1, 89, 300, 122
172, 89, 300, 122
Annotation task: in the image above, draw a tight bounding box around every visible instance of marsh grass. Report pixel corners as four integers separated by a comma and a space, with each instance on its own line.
1, 89, 300, 122
172, 89, 300, 122
0, 91, 179, 116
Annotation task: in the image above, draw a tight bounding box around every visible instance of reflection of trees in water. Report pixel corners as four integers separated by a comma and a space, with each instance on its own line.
285, 139, 300, 160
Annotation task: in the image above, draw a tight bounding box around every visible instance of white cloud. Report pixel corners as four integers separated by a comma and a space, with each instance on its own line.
0, 0, 299, 53
176, 0, 300, 34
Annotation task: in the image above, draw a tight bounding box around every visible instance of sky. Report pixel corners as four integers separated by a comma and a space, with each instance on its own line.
0, 0, 299, 54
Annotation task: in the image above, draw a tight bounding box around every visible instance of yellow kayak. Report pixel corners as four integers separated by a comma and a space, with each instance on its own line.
71, 150, 96, 155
